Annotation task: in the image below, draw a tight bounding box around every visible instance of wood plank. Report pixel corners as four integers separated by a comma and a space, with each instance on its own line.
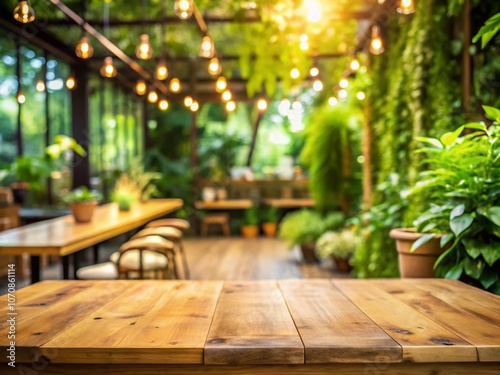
41, 281, 224, 364
0, 280, 130, 363
333, 279, 477, 363
204, 281, 304, 365
3, 363, 500, 375
278, 279, 401, 363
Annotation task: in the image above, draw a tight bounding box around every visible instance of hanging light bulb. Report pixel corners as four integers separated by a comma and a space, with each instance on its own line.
208, 57, 222, 76
100, 57, 117, 78
36, 80, 45, 92
215, 76, 227, 93
190, 100, 199, 112
357, 91, 366, 101
155, 59, 169, 80
66, 77, 76, 90
313, 79, 323, 92
397, 0, 415, 14
75, 35, 94, 59
17, 90, 26, 104
370, 25, 385, 55
169, 78, 181, 93
147, 90, 158, 103
199, 35, 215, 59
226, 101, 236, 112
328, 97, 338, 106
158, 99, 169, 111
257, 98, 267, 111
174, 0, 194, 20
184, 96, 193, 107
292, 99, 302, 111
136, 34, 153, 60
350, 57, 360, 72
338, 89, 348, 100
135, 80, 147, 96
310, 66, 319, 77
13, 0, 35, 24
221, 90, 232, 102
339, 78, 349, 89
290, 68, 300, 79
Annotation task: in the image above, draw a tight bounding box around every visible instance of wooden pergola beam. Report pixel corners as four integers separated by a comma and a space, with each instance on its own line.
246, 112, 264, 167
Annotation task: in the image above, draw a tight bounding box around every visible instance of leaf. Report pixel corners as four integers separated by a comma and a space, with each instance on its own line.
435, 237, 460, 268
463, 257, 484, 280
410, 233, 436, 252
479, 266, 499, 290
450, 213, 473, 237
481, 206, 500, 227
444, 261, 463, 279
462, 238, 483, 259
483, 105, 500, 123
450, 204, 465, 220
440, 126, 464, 147
481, 243, 500, 267
440, 233, 454, 248
463, 122, 488, 133
416, 136, 443, 149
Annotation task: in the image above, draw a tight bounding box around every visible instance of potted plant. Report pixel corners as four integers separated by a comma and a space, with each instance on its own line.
316, 228, 359, 272
278, 209, 344, 262
241, 207, 260, 238
64, 187, 101, 223
110, 174, 140, 211
262, 206, 279, 237
392, 106, 500, 292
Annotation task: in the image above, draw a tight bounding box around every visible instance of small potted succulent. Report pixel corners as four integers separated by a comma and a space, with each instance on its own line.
262, 206, 279, 237
241, 207, 260, 238
64, 187, 101, 223
316, 228, 359, 272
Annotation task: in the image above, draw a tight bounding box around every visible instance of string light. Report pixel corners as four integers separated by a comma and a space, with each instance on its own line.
357, 92, 366, 101
136, 34, 153, 60
169, 78, 181, 93
226, 101, 236, 112
339, 78, 349, 89
75, 35, 93, 59
36, 80, 45, 92
147, 90, 158, 103
350, 58, 360, 72
291, 68, 300, 79
370, 25, 385, 55
300, 34, 309, 51
292, 99, 302, 111
184, 96, 193, 107
100, 57, 117, 78
66, 77, 76, 90
190, 100, 199, 112
397, 0, 415, 14
158, 99, 169, 111
135, 80, 147, 96
174, 0, 194, 20
310, 66, 319, 77
257, 98, 267, 111
313, 79, 323, 92
338, 89, 348, 100
13, 0, 35, 23
328, 97, 338, 106
155, 59, 169, 80
199, 35, 215, 59
208, 57, 222, 76
222, 90, 232, 102
17, 91, 26, 104
216, 76, 227, 93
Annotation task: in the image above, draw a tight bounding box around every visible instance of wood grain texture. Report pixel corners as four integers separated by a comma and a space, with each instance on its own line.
278, 279, 401, 363
0, 199, 183, 256
332, 279, 477, 363
204, 281, 304, 365
195, 200, 254, 210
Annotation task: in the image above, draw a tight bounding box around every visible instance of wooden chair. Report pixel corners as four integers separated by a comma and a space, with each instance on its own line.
201, 213, 230, 237
77, 235, 173, 280
145, 218, 191, 232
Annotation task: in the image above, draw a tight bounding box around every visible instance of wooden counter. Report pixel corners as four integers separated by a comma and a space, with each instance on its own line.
0, 279, 499, 374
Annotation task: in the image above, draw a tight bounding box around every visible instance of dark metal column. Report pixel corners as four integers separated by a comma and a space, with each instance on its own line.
15, 38, 23, 156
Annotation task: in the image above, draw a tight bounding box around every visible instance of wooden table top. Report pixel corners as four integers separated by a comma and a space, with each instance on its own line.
0, 199, 183, 257
195, 199, 254, 210
0, 278, 498, 368
262, 198, 315, 208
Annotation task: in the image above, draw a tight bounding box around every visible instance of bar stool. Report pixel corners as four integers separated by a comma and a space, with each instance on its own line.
145, 218, 190, 232
201, 213, 230, 237
77, 236, 173, 280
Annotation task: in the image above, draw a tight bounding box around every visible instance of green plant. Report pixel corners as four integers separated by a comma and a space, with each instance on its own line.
264, 206, 279, 223
127, 158, 161, 201
243, 207, 259, 226
64, 187, 101, 204
473, 12, 500, 48
316, 228, 359, 260
110, 174, 140, 210
278, 209, 344, 246
409, 106, 500, 294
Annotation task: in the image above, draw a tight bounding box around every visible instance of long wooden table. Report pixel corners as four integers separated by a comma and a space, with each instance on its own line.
0, 199, 183, 283
1, 279, 498, 374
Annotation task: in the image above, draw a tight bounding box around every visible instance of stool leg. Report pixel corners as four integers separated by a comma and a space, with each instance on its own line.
178, 240, 190, 279
201, 221, 208, 237
167, 251, 180, 279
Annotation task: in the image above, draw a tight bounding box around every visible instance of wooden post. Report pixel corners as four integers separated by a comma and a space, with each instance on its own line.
462, 0, 471, 114
362, 105, 373, 209
190, 112, 198, 171
246, 111, 263, 167
15, 38, 23, 156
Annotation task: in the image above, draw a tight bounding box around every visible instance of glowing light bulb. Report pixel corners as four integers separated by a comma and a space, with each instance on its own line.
226, 101, 236, 112
328, 97, 338, 106
17, 91, 26, 104
370, 26, 385, 55
155, 60, 169, 80
216, 76, 227, 93
158, 99, 169, 111
66, 77, 76, 90
174, 0, 194, 20
338, 89, 347, 100
257, 98, 267, 111
36, 80, 45, 92
397, 0, 415, 14
306, 1, 321, 23
350, 58, 360, 72
199, 35, 215, 59
190, 100, 199, 112
13, 0, 35, 24
147, 90, 158, 103
300, 42, 309, 51
208, 57, 222, 76
169, 78, 181, 93
300, 34, 308, 43
291, 68, 300, 79
135, 80, 147, 96
279, 98, 290, 116
292, 100, 302, 111
313, 79, 323, 92
357, 91, 366, 101
75, 35, 93, 59
184, 96, 193, 107
100, 57, 117, 78
339, 78, 349, 89
310, 66, 319, 77
136, 34, 153, 60
222, 90, 232, 102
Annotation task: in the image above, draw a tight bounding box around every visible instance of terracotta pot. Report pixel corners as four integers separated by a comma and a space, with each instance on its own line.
390, 228, 448, 278
334, 257, 352, 272
70, 201, 98, 223
262, 222, 278, 237
300, 243, 319, 263
241, 225, 259, 238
